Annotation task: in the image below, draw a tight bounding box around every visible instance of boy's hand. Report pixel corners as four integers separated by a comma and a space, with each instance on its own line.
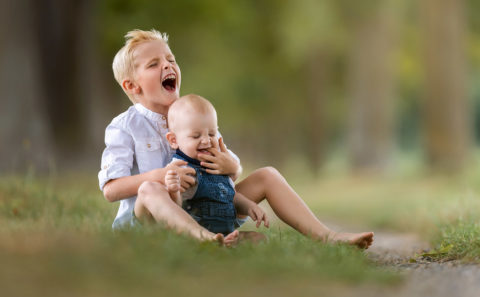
198, 137, 240, 177
163, 160, 196, 192
248, 204, 269, 228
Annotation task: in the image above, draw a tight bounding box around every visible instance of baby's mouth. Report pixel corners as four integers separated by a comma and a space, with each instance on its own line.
162, 74, 176, 92
197, 149, 213, 156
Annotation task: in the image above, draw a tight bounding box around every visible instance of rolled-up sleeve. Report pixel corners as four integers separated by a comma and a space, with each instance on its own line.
98, 124, 134, 190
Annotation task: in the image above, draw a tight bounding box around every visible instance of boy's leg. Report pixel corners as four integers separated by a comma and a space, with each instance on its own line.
235, 167, 373, 248
135, 181, 239, 244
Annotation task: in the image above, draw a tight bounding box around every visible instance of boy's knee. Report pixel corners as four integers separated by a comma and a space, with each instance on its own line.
138, 181, 163, 197
136, 181, 171, 211
257, 166, 281, 180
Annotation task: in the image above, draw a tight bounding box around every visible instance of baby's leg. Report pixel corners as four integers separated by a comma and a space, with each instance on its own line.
135, 181, 224, 244
235, 167, 373, 249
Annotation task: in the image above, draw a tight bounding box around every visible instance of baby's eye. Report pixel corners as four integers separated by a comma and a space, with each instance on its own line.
191, 135, 200, 139
209, 133, 215, 137
148, 63, 157, 68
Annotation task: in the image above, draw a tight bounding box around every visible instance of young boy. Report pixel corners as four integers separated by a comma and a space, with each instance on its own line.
164, 94, 269, 237
99, 29, 374, 248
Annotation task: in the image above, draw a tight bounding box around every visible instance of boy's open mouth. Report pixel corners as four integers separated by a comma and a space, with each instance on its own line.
162, 74, 176, 92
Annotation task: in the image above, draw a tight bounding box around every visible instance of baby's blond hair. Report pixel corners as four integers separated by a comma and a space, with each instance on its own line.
168, 94, 217, 131
112, 29, 169, 103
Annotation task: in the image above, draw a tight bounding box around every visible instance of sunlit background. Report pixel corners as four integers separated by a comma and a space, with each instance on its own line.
2, 2, 480, 296
1, 0, 479, 176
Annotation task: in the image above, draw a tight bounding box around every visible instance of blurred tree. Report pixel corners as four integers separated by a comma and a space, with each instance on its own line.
342, 0, 401, 173
276, 0, 343, 174
31, 0, 89, 161
420, 0, 471, 172
0, 0, 54, 173
0, 0, 109, 173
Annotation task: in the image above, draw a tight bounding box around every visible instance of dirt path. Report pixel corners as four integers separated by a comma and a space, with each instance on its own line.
366, 230, 480, 297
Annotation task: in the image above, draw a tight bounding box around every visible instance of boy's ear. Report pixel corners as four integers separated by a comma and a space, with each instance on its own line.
166, 132, 179, 149
122, 79, 141, 94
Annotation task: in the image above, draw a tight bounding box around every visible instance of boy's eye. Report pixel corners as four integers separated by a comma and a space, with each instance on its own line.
148, 63, 157, 68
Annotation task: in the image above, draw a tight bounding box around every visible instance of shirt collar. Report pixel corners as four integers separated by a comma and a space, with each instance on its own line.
134, 103, 166, 122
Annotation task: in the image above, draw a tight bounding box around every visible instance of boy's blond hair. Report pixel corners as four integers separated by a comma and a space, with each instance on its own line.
112, 29, 169, 103
168, 94, 217, 131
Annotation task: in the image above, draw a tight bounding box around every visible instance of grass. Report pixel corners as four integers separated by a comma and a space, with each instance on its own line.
433, 219, 480, 262
276, 152, 480, 262
3, 152, 480, 296
0, 173, 397, 297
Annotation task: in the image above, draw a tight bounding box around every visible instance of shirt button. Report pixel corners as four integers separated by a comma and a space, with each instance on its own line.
162, 116, 166, 120
162, 124, 167, 129
147, 143, 151, 148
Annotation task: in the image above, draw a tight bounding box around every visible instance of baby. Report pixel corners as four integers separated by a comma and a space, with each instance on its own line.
165, 94, 268, 236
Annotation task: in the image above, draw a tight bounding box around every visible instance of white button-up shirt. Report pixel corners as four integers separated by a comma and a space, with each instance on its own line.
99, 103, 175, 228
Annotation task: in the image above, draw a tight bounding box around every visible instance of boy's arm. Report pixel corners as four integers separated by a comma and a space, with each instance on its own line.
99, 122, 196, 202
198, 137, 242, 181
233, 192, 269, 228
103, 160, 195, 202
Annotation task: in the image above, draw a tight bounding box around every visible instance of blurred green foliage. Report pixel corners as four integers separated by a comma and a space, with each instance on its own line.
92, 0, 480, 170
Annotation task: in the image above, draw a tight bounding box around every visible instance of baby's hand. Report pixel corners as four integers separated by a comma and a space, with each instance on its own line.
165, 159, 196, 192
198, 137, 239, 176
165, 170, 181, 193
248, 204, 269, 228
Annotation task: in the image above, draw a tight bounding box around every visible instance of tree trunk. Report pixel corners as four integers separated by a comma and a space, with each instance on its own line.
346, 0, 399, 173
0, 0, 54, 173
305, 50, 328, 175
420, 0, 470, 172
31, 0, 88, 163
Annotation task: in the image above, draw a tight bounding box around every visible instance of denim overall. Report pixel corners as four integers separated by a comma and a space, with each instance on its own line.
174, 150, 237, 235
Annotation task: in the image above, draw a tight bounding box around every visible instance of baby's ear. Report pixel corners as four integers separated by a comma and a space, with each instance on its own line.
166, 132, 178, 149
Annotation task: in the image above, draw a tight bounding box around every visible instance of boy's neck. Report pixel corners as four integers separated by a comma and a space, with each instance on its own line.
137, 101, 168, 116
134, 103, 168, 121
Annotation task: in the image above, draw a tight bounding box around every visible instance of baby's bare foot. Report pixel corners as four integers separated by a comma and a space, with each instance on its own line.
223, 230, 240, 247
211, 233, 225, 245
328, 231, 374, 249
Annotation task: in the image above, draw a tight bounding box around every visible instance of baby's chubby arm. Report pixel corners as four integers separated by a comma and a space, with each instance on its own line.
197, 137, 242, 181
233, 193, 269, 228
165, 170, 182, 206
102, 160, 196, 202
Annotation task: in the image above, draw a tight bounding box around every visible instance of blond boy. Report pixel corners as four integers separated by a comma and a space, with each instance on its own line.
99, 29, 374, 248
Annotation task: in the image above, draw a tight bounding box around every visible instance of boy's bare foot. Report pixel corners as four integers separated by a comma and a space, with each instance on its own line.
239, 231, 267, 244
223, 230, 240, 247
327, 231, 374, 249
